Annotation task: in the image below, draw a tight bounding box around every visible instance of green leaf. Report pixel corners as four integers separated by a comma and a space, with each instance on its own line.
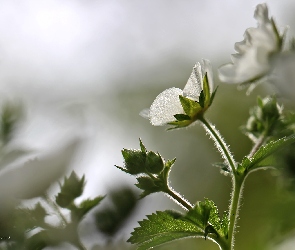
56, 171, 85, 208
179, 95, 202, 117
139, 138, 147, 153
73, 196, 105, 221
136, 176, 164, 198
213, 162, 231, 175
239, 134, 295, 173
174, 114, 191, 121
119, 149, 146, 175
95, 187, 138, 236
145, 151, 164, 174
184, 199, 228, 239
128, 210, 204, 250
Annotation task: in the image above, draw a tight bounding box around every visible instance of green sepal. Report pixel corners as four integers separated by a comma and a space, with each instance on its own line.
128, 210, 204, 250
202, 73, 210, 106
139, 138, 147, 153
174, 114, 191, 121
199, 90, 205, 108
179, 95, 202, 117
56, 171, 85, 208
167, 120, 193, 130
210, 86, 218, 105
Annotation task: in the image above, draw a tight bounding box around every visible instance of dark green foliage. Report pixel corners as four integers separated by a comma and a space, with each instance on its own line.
128, 199, 228, 249
56, 171, 85, 208
128, 210, 204, 250
0, 172, 105, 250
117, 139, 175, 198
145, 151, 164, 174
119, 149, 146, 174
173, 114, 191, 121
95, 187, 138, 236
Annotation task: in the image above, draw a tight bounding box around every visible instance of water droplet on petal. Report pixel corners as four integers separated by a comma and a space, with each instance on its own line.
149, 88, 183, 126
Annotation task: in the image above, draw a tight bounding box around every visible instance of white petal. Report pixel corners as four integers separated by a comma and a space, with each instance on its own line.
218, 3, 280, 84
149, 87, 183, 126
201, 59, 214, 93
183, 63, 202, 100
139, 108, 150, 119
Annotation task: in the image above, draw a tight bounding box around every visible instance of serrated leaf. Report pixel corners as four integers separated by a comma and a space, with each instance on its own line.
56, 171, 85, 208
145, 151, 164, 174
73, 196, 105, 221
179, 95, 202, 117
128, 210, 204, 249
184, 199, 228, 239
120, 149, 146, 175
135, 176, 163, 198
240, 135, 295, 173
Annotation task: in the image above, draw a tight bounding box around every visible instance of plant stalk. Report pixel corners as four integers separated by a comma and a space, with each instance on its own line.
199, 117, 236, 172
165, 187, 193, 210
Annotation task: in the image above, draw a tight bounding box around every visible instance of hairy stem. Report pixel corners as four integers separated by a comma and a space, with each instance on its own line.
199, 117, 236, 172
199, 117, 245, 250
227, 175, 244, 249
165, 187, 193, 210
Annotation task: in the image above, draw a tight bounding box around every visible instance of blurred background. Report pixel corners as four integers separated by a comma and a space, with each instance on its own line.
0, 0, 295, 249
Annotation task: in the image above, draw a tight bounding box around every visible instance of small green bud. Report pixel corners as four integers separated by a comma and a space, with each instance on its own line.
243, 96, 283, 141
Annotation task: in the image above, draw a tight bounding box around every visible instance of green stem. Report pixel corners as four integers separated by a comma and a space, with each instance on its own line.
43, 193, 68, 227
227, 174, 244, 249
165, 187, 193, 210
199, 117, 236, 172
199, 117, 244, 250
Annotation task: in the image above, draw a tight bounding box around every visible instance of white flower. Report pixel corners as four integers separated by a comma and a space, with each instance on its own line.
218, 3, 282, 84
141, 59, 215, 128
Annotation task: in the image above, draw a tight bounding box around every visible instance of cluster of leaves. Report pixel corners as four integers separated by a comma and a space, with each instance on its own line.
128, 199, 228, 249
0, 171, 104, 250
116, 139, 175, 198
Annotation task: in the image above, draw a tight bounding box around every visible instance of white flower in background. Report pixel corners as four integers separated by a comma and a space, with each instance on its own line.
218, 3, 283, 85
141, 59, 216, 129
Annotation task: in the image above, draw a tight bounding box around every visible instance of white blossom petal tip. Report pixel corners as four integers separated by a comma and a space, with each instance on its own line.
218, 3, 282, 85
